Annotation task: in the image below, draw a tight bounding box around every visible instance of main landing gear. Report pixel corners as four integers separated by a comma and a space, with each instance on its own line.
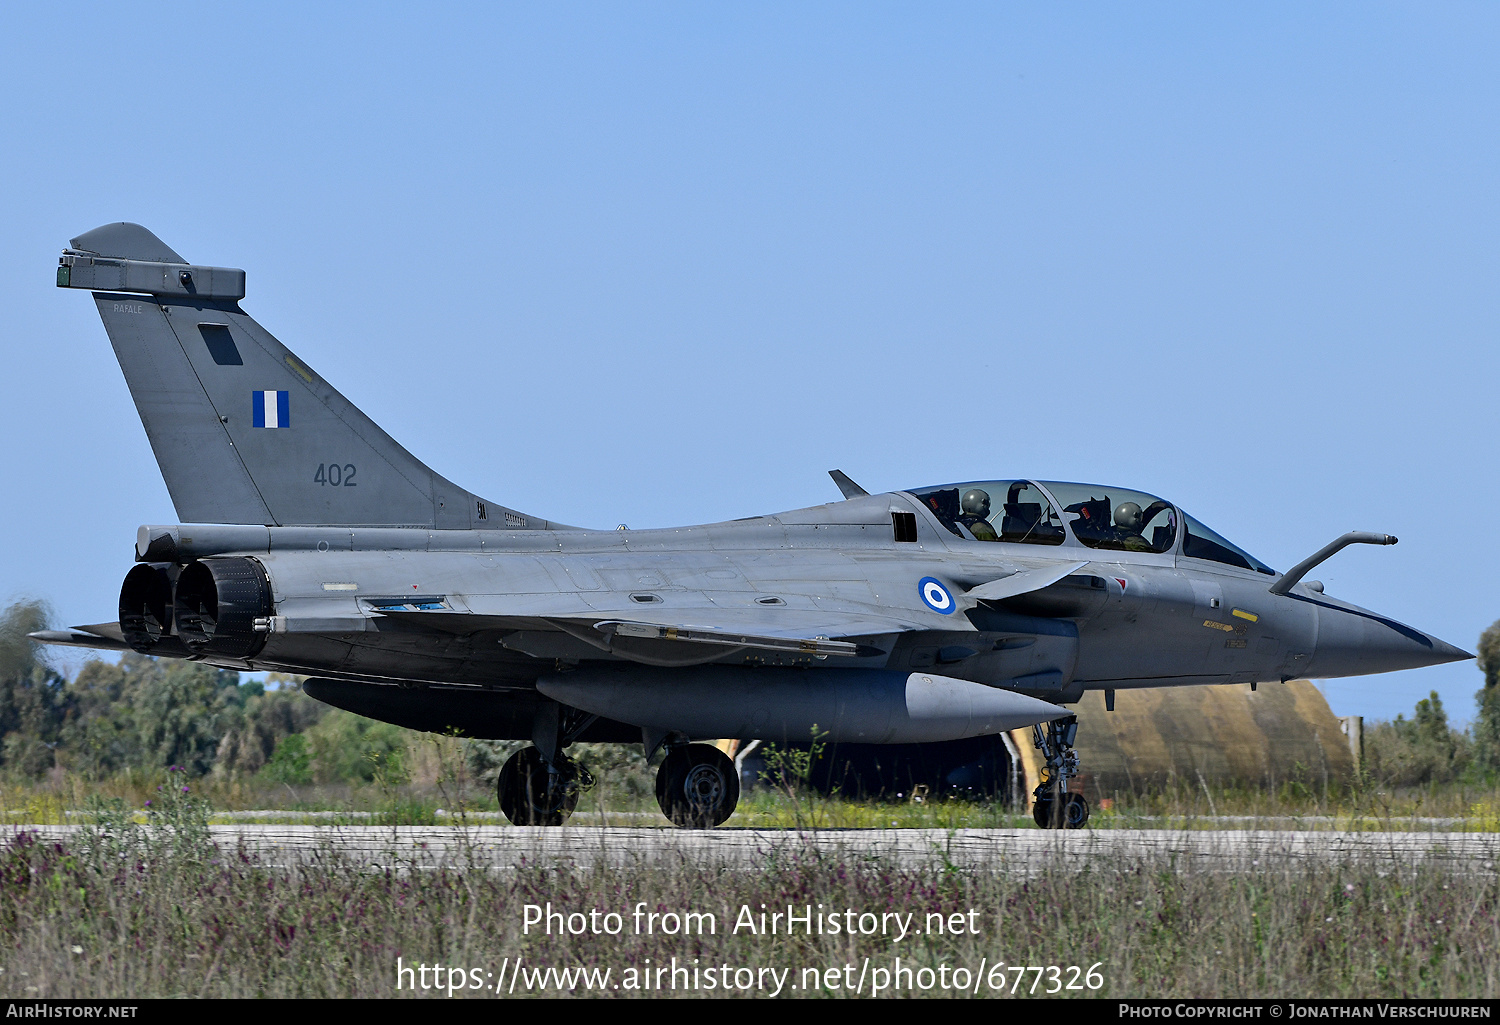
497, 702, 597, 826
1031, 715, 1089, 829
497, 747, 594, 826
655, 744, 740, 828
495, 703, 739, 829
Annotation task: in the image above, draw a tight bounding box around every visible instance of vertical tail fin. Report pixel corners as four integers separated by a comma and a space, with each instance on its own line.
61, 223, 550, 530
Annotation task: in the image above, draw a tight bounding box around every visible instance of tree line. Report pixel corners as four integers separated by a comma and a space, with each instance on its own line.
1362, 619, 1500, 786
0, 601, 410, 784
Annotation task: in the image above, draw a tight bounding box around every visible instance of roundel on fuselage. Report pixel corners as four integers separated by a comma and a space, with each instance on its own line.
918, 576, 956, 615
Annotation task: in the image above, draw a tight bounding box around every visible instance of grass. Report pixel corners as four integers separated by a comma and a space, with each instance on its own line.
7, 761, 1500, 830
0, 773, 1499, 997
1, 806, 1497, 998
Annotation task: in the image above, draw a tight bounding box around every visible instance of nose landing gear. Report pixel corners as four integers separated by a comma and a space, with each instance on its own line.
1031, 714, 1089, 829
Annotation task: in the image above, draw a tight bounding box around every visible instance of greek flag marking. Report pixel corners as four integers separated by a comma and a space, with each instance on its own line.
252, 390, 290, 428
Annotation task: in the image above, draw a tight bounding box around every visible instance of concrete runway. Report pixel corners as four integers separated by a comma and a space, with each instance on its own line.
11, 825, 1500, 873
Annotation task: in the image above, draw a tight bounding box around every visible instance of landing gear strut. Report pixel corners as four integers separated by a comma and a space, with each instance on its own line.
497, 702, 598, 826
655, 744, 739, 828
1031, 715, 1089, 829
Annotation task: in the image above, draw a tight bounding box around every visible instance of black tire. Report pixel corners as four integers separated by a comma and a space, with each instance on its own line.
1062, 792, 1090, 829
655, 744, 740, 828
498, 747, 580, 826
1033, 792, 1089, 829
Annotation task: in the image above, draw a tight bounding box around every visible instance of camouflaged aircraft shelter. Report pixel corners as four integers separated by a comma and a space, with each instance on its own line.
735, 679, 1358, 804
1011, 680, 1358, 804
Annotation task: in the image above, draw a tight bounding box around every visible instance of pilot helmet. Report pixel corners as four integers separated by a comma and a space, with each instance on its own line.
1113, 501, 1144, 532
961, 489, 991, 518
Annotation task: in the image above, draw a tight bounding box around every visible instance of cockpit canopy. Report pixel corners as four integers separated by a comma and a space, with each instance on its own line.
903, 479, 1275, 573
908, 480, 1067, 546
1039, 481, 1177, 554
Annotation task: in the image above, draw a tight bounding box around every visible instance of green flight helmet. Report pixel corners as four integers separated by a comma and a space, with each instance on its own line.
961, 489, 992, 518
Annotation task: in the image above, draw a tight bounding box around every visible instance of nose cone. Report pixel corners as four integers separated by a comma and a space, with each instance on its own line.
1306, 601, 1474, 679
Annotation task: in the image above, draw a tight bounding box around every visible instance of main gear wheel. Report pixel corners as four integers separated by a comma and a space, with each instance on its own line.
498, 746, 590, 826
655, 744, 740, 828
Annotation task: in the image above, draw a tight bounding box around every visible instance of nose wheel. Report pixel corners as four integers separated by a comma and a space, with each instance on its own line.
1031, 714, 1089, 829
655, 744, 740, 828
498, 746, 592, 826
1032, 790, 1090, 829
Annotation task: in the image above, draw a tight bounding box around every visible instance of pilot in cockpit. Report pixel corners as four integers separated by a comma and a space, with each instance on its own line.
958, 489, 999, 541
1111, 502, 1154, 552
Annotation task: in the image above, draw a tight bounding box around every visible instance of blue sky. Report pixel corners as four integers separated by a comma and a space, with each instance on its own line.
2, 4, 1495, 723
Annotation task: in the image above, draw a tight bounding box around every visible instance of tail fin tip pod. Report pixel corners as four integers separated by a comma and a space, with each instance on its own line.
60, 224, 552, 531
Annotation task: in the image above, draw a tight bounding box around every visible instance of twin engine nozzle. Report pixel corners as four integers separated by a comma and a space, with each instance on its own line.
118, 558, 274, 659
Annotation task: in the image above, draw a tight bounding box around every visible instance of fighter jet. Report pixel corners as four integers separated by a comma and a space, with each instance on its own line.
39, 223, 1472, 829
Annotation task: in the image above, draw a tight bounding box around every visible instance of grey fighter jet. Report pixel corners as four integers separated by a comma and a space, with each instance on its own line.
41, 223, 1472, 829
